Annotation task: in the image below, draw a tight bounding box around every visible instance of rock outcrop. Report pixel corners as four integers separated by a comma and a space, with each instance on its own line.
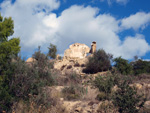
64, 43, 90, 59
26, 57, 36, 63
54, 43, 90, 74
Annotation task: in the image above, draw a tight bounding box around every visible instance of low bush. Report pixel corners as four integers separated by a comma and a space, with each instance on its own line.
94, 75, 115, 95
62, 85, 85, 100
112, 80, 145, 113
64, 72, 82, 85
12, 88, 66, 113
97, 101, 117, 113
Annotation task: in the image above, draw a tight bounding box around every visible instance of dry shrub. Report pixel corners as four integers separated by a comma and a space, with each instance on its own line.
132, 74, 150, 84
62, 85, 86, 100
97, 101, 118, 113
12, 88, 67, 113
63, 72, 82, 86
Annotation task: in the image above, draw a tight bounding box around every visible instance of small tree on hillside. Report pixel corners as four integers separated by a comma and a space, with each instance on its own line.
131, 59, 150, 75
113, 57, 133, 75
83, 49, 112, 74
48, 43, 57, 59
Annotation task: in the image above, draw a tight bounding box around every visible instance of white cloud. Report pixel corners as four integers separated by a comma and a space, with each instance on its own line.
0, 1, 150, 59
116, 0, 128, 4
121, 12, 150, 30
0, 0, 60, 54
119, 34, 150, 59
99, 0, 129, 5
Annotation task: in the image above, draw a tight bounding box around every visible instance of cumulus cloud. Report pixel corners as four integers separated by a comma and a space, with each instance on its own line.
0, 1, 150, 59
121, 12, 150, 30
0, 0, 60, 54
119, 34, 150, 59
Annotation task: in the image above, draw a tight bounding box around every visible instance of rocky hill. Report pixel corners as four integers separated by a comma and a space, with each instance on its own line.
21, 42, 150, 113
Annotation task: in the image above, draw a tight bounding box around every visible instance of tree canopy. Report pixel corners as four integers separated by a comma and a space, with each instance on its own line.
0, 14, 14, 42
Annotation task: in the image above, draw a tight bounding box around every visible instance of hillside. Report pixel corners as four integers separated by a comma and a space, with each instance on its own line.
0, 41, 150, 113
12, 43, 150, 113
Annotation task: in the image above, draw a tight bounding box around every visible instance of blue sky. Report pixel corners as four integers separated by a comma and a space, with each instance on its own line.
0, 0, 150, 60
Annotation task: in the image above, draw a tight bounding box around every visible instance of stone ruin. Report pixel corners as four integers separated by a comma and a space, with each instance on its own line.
54, 42, 97, 74
89, 41, 96, 54
64, 42, 96, 59
64, 43, 90, 59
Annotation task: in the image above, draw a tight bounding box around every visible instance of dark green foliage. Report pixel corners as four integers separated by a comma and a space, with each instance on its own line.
114, 57, 133, 75
131, 59, 150, 75
83, 49, 112, 74
48, 43, 57, 59
0, 14, 14, 42
113, 80, 145, 113
0, 38, 20, 71
94, 75, 115, 94
0, 14, 20, 112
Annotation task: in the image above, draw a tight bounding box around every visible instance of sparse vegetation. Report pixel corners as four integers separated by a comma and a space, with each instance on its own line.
62, 85, 85, 100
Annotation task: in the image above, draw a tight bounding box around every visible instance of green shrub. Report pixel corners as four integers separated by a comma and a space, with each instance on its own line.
113, 57, 133, 75
83, 49, 112, 74
112, 80, 145, 113
94, 75, 115, 95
